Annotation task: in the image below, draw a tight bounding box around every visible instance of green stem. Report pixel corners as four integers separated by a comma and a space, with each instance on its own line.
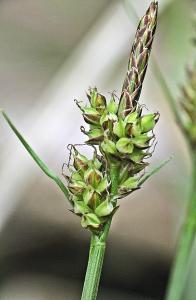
99, 164, 120, 242
81, 164, 119, 300
81, 235, 106, 300
165, 158, 196, 300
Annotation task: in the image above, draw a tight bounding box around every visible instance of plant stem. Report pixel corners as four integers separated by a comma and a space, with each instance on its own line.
165, 157, 196, 300
81, 234, 106, 300
81, 164, 119, 300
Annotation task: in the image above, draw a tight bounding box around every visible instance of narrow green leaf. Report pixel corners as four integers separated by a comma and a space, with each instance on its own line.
138, 157, 172, 186
1, 110, 71, 203
151, 57, 184, 128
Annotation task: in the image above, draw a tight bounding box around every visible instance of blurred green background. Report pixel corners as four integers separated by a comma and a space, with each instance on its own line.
0, 0, 195, 299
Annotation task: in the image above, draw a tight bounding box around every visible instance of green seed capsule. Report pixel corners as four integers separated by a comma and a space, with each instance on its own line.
140, 113, 159, 133
83, 188, 95, 205
68, 180, 86, 194
101, 140, 117, 154
107, 96, 118, 114
71, 171, 83, 182
118, 91, 134, 118
73, 149, 88, 172
84, 168, 103, 189
96, 177, 109, 193
86, 128, 104, 144
95, 199, 114, 217
92, 156, 102, 170
83, 107, 101, 125
81, 213, 101, 229
88, 87, 106, 111
131, 133, 153, 148
124, 111, 138, 123
100, 112, 118, 131
113, 118, 126, 138
116, 137, 134, 154
131, 121, 142, 137
85, 191, 101, 210
74, 201, 91, 215
119, 176, 138, 194
130, 148, 150, 163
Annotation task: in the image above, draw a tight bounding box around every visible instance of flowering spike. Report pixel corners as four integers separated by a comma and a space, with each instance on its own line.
64, 1, 160, 233
118, 1, 158, 118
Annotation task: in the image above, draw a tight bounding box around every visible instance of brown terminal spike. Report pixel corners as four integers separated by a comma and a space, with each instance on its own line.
118, 1, 158, 118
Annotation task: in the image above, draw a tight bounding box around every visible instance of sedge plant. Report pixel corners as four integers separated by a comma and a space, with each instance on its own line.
0, 1, 169, 299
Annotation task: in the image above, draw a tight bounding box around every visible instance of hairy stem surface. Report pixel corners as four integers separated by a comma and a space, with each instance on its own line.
165, 157, 196, 300
81, 165, 119, 300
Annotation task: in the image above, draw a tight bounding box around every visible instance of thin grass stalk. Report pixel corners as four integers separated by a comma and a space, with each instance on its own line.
81, 156, 170, 300
165, 65, 196, 298
150, 57, 191, 150
81, 235, 106, 300
165, 157, 196, 300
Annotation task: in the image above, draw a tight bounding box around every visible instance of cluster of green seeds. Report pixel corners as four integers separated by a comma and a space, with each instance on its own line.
65, 1, 159, 232
78, 88, 159, 194
67, 86, 159, 231
65, 147, 116, 231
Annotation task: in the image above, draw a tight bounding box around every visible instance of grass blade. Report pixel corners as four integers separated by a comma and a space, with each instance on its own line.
151, 57, 184, 128
138, 157, 171, 186
1, 110, 71, 203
